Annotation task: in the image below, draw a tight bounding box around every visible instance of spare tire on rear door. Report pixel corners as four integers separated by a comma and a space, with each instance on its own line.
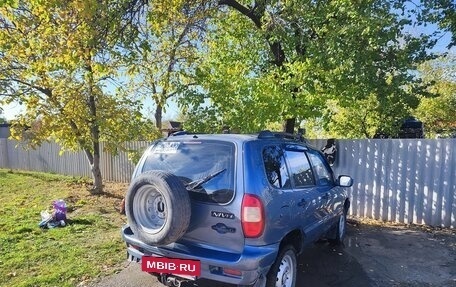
125, 170, 191, 246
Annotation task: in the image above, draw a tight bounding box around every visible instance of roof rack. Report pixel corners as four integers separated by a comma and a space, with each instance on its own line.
257, 130, 306, 142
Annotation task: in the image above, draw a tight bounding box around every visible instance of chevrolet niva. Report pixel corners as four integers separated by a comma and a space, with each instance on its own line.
122, 131, 353, 287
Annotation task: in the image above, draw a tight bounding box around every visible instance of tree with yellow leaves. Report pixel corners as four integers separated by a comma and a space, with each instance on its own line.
0, 0, 156, 193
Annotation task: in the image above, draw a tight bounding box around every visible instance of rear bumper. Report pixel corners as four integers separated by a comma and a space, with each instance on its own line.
121, 225, 279, 285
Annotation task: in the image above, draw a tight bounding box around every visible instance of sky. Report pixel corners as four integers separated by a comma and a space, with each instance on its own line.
0, 102, 22, 121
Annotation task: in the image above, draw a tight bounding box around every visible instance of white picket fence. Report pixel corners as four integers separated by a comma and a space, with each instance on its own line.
0, 138, 455, 228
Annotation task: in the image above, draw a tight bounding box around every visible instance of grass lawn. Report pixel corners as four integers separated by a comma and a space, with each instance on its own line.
0, 169, 128, 287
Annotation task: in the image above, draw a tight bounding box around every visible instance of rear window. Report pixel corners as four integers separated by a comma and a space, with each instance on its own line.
141, 140, 235, 204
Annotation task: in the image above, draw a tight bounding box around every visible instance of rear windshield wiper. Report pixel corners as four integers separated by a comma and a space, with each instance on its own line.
185, 168, 226, 191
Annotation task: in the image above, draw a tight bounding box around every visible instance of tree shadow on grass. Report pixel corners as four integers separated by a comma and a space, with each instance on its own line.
66, 218, 94, 225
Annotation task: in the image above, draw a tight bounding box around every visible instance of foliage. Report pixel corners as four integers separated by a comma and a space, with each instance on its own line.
179, 10, 275, 133
424, 0, 456, 48
0, 108, 6, 124
322, 92, 415, 138
0, 0, 159, 192
414, 54, 456, 137
124, 1, 213, 129
177, 0, 438, 137
0, 169, 126, 287
324, 96, 381, 139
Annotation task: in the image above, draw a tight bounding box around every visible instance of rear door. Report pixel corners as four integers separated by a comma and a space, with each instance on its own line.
283, 144, 323, 243
260, 144, 295, 243
141, 139, 245, 253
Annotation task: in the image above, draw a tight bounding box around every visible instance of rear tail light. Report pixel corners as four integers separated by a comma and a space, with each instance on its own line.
241, 194, 265, 238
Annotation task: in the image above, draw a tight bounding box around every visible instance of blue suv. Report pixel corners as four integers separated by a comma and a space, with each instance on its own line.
122, 131, 353, 287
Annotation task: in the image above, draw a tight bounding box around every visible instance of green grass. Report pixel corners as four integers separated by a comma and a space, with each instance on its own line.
0, 169, 127, 287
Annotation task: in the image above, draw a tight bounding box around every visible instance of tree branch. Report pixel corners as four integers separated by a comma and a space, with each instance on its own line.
218, 0, 262, 28
219, 0, 285, 66
6, 78, 52, 97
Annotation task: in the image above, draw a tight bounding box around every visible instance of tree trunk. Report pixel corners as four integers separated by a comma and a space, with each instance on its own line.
88, 108, 103, 193
86, 61, 103, 194
82, 147, 103, 194
91, 151, 103, 194
283, 118, 296, 134
155, 103, 162, 130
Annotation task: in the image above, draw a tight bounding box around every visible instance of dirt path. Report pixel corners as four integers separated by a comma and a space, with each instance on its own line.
91, 221, 456, 287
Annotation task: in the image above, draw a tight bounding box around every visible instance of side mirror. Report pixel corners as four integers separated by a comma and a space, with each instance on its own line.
338, 175, 353, 187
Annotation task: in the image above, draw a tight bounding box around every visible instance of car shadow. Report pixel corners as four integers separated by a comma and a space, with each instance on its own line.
184, 225, 373, 287
296, 240, 373, 287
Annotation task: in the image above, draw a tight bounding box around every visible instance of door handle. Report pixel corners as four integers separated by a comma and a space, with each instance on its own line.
297, 198, 306, 207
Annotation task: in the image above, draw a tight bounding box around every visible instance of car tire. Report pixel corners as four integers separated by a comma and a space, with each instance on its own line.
329, 210, 347, 245
266, 245, 297, 287
125, 170, 191, 246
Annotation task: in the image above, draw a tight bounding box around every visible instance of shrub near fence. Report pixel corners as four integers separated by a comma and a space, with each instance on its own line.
0, 138, 455, 228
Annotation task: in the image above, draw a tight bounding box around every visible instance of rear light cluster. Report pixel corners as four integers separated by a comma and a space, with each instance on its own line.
241, 194, 265, 238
